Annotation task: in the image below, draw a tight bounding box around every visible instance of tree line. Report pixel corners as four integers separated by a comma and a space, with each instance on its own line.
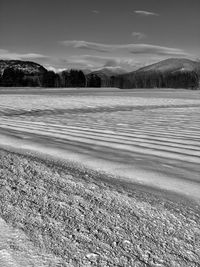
111, 70, 199, 89
0, 68, 102, 88
0, 67, 199, 89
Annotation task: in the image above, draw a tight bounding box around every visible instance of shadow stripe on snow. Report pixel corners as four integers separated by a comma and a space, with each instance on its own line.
1, 103, 200, 116
1, 122, 200, 153
0, 125, 200, 164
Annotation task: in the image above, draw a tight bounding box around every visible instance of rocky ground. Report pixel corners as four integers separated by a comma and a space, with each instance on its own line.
0, 148, 200, 267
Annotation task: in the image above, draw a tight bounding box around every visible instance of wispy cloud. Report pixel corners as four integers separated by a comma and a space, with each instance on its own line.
61, 40, 110, 52
58, 54, 169, 72
134, 10, 159, 16
58, 41, 195, 71
92, 10, 100, 14
129, 44, 186, 56
61, 40, 186, 56
0, 49, 47, 60
131, 32, 146, 40
60, 55, 135, 70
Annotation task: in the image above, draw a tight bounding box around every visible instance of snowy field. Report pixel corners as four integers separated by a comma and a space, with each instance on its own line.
0, 88, 200, 201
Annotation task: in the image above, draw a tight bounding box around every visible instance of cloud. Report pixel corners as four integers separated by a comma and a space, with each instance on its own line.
61, 40, 110, 52
131, 32, 146, 40
61, 40, 186, 56
0, 49, 47, 60
45, 65, 66, 73
104, 59, 119, 67
60, 54, 156, 72
129, 44, 186, 56
44, 49, 196, 73
92, 10, 100, 14
63, 55, 106, 69
134, 10, 159, 16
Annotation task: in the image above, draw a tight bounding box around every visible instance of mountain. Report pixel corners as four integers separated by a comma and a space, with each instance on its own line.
81, 69, 92, 75
0, 60, 47, 87
113, 58, 200, 89
0, 60, 47, 75
136, 58, 200, 75
90, 67, 126, 76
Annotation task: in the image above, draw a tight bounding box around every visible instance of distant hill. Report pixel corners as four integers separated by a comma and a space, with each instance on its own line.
81, 69, 92, 75
90, 67, 126, 77
113, 58, 200, 89
136, 58, 200, 74
0, 60, 47, 87
0, 60, 47, 75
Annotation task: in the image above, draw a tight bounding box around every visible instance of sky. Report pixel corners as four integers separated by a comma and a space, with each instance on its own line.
0, 0, 200, 72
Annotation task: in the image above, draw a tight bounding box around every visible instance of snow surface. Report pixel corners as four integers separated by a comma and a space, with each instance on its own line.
0, 88, 200, 202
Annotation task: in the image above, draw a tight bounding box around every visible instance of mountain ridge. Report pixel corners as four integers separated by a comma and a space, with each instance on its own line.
135, 58, 200, 74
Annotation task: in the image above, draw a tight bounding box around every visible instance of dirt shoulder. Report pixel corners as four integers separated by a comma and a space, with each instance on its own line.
0, 148, 200, 267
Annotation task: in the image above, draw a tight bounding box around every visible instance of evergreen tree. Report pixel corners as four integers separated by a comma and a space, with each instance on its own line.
87, 74, 101, 87
1, 67, 24, 86
42, 71, 57, 87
